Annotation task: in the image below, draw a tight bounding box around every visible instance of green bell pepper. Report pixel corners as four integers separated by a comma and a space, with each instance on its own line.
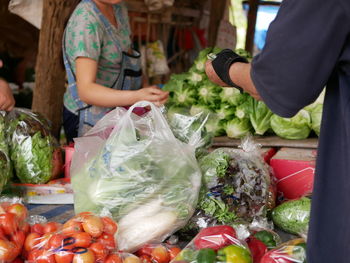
254, 230, 279, 249
217, 245, 252, 263
196, 248, 216, 263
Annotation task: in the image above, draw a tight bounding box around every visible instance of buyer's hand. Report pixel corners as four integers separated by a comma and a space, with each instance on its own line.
137, 86, 169, 106
205, 60, 228, 87
0, 79, 15, 111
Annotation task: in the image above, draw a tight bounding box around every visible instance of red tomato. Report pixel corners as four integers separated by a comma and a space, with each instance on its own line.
151, 245, 170, 263
0, 227, 5, 239
48, 234, 71, 250
105, 254, 123, 263
11, 230, 26, 249
97, 233, 116, 250
0, 239, 19, 262
6, 203, 28, 222
62, 220, 83, 235
31, 223, 45, 235
40, 233, 55, 249
101, 217, 118, 235
82, 215, 104, 238
0, 212, 19, 235
139, 254, 153, 263
168, 247, 181, 260
70, 232, 92, 248
12, 257, 24, 263
136, 244, 154, 257
54, 250, 74, 263
21, 222, 31, 235
43, 222, 62, 233
35, 249, 56, 263
72, 248, 95, 263
24, 232, 42, 251
27, 249, 42, 263
74, 212, 94, 221
89, 242, 108, 262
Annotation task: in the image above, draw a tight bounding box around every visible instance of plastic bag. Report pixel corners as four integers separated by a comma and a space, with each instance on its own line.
6, 108, 63, 184
0, 198, 30, 262
260, 239, 307, 263
136, 243, 182, 262
272, 197, 311, 238
171, 225, 253, 263
146, 40, 170, 77
180, 136, 272, 237
0, 112, 12, 193
71, 101, 202, 252
8, 0, 43, 29
24, 211, 120, 263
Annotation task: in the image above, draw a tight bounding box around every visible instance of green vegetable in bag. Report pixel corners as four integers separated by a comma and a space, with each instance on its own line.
0, 113, 11, 192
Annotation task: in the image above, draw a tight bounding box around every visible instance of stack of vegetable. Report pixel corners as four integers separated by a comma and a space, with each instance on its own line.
164, 47, 325, 140
0, 112, 12, 193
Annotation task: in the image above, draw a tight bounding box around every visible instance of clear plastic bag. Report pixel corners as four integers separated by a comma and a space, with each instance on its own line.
171, 225, 253, 263
260, 239, 307, 263
6, 108, 63, 184
181, 136, 272, 237
272, 197, 311, 238
0, 111, 12, 193
71, 101, 202, 252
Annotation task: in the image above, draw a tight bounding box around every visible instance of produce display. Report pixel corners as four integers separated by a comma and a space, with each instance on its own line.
272, 197, 311, 237
6, 108, 62, 184
164, 47, 324, 140
71, 102, 202, 252
172, 225, 253, 263
179, 137, 273, 238
0, 112, 12, 193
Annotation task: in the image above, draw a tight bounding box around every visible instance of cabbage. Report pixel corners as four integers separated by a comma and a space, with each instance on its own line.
248, 98, 274, 136
220, 88, 246, 106
216, 105, 236, 121
197, 80, 222, 107
235, 101, 251, 120
310, 104, 323, 136
270, 110, 311, 140
225, 118, 252, 138
189, 104, 212, 116
172, 85, 197, 107
205, 117, 226, 137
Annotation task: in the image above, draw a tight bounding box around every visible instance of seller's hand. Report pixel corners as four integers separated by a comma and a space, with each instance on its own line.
137, 86, 169, 106
205, 60, 228, 87
0, 79, 15, 111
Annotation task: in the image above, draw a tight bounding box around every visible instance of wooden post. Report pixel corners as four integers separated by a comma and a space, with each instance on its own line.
208, 0, 228, 47
245, 0, 259, 53
32, 0, 79, 138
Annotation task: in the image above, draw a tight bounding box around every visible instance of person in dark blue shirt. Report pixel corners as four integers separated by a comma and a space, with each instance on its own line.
205, 0, 350, 262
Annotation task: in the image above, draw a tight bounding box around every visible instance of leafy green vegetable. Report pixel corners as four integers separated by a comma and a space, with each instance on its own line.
0, 113, 12, 192
197, 80, 222, 107
190, 104, 212, 117
220, 88, 246, 106
172, 84, 197, 107
216, 105, 236, 121
235, 101, 251, 120
205, 117, 226, 137
7, 109, 58, 184
225, 118, 252, 138
270, 110, 311, 140
248, 98, 274, 135
310, 104, 323, 136
272, 197, 311, 236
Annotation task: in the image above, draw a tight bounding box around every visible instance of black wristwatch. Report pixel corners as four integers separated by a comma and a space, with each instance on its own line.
211, 49, 248, 91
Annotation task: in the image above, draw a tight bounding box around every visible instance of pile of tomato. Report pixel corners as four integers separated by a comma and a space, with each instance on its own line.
135, 243, 181, 263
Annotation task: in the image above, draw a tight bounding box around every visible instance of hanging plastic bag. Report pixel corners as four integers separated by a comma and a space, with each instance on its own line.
8, 0, 43, 29
71, 101, 202, 252
260, 239, 307, 263
171, 225, 253, 263
146, 40, 170, 77
0, 112, 12, 193
6, 108, 63, 184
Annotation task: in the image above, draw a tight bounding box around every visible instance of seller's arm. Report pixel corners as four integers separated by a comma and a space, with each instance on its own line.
75, 57, 169, 107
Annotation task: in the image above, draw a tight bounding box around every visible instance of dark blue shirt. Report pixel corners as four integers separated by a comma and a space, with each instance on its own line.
251, 0, 350, 262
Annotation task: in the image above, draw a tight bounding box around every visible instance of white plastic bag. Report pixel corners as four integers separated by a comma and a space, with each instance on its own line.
71, 101, 202, 252
8, 0, 43, 29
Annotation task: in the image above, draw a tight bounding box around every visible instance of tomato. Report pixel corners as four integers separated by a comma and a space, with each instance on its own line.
0, 212, 19, 235
70, 232, 92, 248
62, 220, 83, 235
72, 248, 95, 263
43, 222, 62, 233
101, 217, 118, 235
28, 249, 42, 263
89, 242, 108, 262
0, 227, 5, 239
168, 247, 181, 260
11, 230, 26, 249
21, 222, 31, 235
35, 249, 56, 263
124, 256, 141, 263
105, 254, 123, 263
74, 212, 94, 221
31, 223, 45, 235
0, 239, 18, 262
55, 250, 74, 263
136, 244, 154, 257
6, 203, 28, 222
82, 215, 104, 238
139, 255, 153, 263
25, 232, 42, 251
151, 245, 170, 263
48, 233, 71, 251
97, 233, 116, 250
40, 233, 55, 249
12, 257, 24, 263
